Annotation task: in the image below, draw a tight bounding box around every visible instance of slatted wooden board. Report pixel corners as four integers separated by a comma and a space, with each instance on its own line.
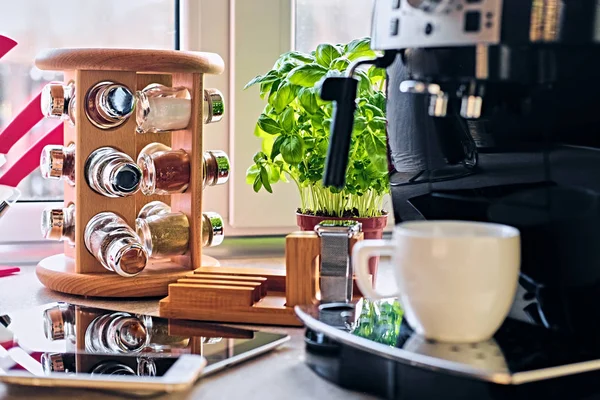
159, 231, 367, 327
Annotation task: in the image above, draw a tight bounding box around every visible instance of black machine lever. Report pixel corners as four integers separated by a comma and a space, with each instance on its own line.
320, 51, 397, 188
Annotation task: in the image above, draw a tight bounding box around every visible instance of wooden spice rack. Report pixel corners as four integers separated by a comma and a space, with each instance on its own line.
34, 48, 224, 298
159, 231, 364, 327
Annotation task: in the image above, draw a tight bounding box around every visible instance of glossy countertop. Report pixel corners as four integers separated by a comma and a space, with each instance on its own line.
0, 254, 376, 400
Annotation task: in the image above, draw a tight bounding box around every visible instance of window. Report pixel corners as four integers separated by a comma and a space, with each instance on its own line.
0, 1, 175, 247
0, 0, 175, 201
1, 0, 384, 248
225, 0, 382, 234
295, 0, 375, 53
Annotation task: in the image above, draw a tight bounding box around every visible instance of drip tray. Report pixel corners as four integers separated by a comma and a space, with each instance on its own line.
295, 302, 600, 400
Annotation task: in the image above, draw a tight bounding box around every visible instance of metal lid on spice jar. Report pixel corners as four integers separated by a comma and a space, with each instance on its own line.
106, 237, 148, 277
40, 145, 66, 180
203, 212, 224, 247
204, 150, 230, 187
41, 82, 73, 119
41, 207, 65, 241
203, 88, 224, 124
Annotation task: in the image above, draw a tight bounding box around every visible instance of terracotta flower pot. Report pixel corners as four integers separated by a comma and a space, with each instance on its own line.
296, 212, 388, 276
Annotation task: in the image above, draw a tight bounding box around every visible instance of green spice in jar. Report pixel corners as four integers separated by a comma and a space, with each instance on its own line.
138, 212, 190, 258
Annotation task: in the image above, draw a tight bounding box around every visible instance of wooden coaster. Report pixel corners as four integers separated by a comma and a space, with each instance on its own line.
36, 253, 219, 298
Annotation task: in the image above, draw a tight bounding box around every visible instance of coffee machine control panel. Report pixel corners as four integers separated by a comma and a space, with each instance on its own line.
372, 0, 503, 50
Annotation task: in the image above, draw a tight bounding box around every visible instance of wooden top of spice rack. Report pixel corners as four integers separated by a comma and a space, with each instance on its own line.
35, 48, 225, 74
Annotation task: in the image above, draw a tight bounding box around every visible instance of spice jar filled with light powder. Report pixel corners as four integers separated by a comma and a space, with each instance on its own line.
137, 143, 230, 196
135, 84, 191, 133
135, 84, 225, 134
136, 201, 224, 259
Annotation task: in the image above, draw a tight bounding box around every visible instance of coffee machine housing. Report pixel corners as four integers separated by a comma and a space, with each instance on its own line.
323, 0, 600, 338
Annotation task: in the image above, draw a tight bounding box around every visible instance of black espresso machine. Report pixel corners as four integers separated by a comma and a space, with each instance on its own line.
295, 1, 600, 399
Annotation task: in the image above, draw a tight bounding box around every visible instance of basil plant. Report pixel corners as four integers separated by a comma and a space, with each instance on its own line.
245, 37, 389, 218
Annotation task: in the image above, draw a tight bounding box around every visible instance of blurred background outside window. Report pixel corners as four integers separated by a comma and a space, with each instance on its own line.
0, 0, 175, 201
295, 0, 374, 53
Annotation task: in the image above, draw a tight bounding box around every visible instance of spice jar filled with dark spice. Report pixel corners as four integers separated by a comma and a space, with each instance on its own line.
84, 212, 148, 277
137, 143, 230, 196
40, 144, 76, 185
136, 201, 224, 258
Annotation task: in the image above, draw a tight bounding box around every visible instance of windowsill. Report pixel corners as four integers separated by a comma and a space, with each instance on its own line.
0, 231, 393, 266
0, 237, 287, 266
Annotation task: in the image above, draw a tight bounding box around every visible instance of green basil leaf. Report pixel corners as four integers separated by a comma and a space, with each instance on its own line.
368, 66, 386, 82
260, 166, 273, 193
323, 118, 332, 133
273, 81, 299, 113
356, 70, 373, 94
244, 70, 279, 89
280, 107, 295, 132
370, 92, 386, 112
286, 51, 315, 64
259, 81, 273, 99
353, 116, 367, 133
253, 151, 267, 163
280, 134, 305, 164
364, 132, 388, 173
364, 104, 384, 118
245, 164, 260, 184
257, 114, 282, 135
287, 64, 328, 87
254, 123, 267, 137
315, 44, 342, 68
330, 57, 350, 71
267, 163, 281, 182
345, 37, 376, 61
270, 135, 285, 160
278, 61, 298, 74
303, 136, 316, 150
369, 116, 387, 131
266, 78, 281, 106
253, 174, 263, 192
261, 134, 276, 155
298, 87, 319, 115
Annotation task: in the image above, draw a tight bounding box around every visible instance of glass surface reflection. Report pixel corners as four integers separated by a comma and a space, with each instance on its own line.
0, 302, 286, 377
351, 298, 404, 347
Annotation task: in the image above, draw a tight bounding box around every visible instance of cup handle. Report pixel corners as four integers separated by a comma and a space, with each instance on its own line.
352, 240, 397, 300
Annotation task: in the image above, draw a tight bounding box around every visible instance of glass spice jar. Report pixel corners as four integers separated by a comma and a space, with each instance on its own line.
41, 203, 75, 246
136, 201, 224, 259
85, 312, 152, 354
41, 352, 76, 374
40, 144, 76, 185
41, 82, 76, 125
42, 302, 75, 342
137, 143, 230, 196
84, 212, 148, 277
135, 84, 191, 133
41, 81, 134, 129
85, 81, 135, 129
85, 147, 142, 198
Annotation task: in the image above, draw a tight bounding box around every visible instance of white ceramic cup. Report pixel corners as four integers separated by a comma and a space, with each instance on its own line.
353, 221, 520, 343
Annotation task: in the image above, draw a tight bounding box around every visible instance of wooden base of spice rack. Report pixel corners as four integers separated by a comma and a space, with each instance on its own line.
36, 253, 220, 298
159, 231, 365, 327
